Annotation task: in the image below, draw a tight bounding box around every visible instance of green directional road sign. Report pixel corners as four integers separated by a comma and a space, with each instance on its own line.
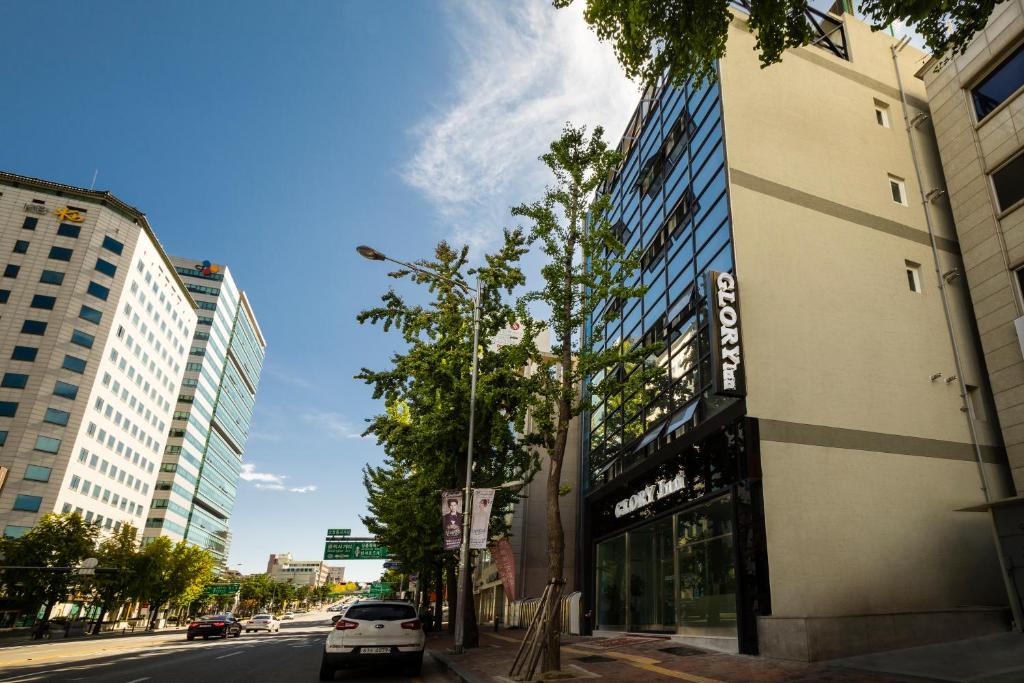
324, 541, 389, 560
326, 528, 351, 537
203, 583, 241, 595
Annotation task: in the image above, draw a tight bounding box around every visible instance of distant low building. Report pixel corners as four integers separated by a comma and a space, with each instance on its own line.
326, 566, 346, 585
266, 552, 329, 587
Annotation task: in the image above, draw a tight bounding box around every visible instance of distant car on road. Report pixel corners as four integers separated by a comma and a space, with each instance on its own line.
320, 600, 424, 680
244, 614, 281, 633
187, 614, 243, 640
280, 612, 295, 621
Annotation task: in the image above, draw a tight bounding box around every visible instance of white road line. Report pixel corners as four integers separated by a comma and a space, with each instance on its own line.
125, 678, 151, 683
214, 650, 243, 659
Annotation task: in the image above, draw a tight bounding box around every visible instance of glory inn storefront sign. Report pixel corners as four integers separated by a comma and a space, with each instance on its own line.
613, 472, 687, 518
708, 271, 744, 397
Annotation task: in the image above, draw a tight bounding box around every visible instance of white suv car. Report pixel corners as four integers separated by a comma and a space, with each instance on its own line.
320, 600, 424, 679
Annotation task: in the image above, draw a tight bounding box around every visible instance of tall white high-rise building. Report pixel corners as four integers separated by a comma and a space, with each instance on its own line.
0, 172, 197, 538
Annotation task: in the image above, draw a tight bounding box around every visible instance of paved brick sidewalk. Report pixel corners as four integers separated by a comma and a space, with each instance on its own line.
428, 629, 938, 683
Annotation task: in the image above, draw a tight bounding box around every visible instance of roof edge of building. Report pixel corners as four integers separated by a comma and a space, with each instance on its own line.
0, 170, 198, 311
239, 290, 267, 348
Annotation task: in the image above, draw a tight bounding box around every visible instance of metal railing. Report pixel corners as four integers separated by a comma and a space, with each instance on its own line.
507, 591, 582, 636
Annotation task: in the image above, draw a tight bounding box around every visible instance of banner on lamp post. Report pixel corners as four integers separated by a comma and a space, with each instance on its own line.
469, 488, 495, 550
441, 490, 463, 551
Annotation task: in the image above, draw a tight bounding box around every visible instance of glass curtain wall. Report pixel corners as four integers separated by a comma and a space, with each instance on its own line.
677, 494, 736, 636
595, 535, 627, 630
586, 73, 734, 490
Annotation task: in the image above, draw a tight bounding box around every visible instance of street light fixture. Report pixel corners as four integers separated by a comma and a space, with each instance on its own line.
357, 244, 482, 655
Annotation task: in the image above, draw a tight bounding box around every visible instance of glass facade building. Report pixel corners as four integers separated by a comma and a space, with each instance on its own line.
144, 257, 266, 562
582, 73, 766, 652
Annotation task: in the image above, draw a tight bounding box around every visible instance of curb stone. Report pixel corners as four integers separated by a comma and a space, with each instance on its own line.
429, 648, 490, 683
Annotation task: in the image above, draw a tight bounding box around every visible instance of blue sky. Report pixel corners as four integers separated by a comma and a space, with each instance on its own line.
2, 2, 923, 581
0, 0, 640, 580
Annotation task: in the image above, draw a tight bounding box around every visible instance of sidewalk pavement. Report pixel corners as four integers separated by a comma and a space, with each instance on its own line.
427, 628, 947, 683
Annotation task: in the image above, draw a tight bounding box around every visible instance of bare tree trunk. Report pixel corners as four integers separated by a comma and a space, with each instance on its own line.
434, 560, 444, 632
463, 550, 479, 648
446, 556, 458, 635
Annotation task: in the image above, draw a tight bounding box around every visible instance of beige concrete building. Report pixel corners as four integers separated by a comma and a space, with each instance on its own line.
918, 0, 1024, 633
582, 7, 1013, 662
267, 552, 330, 587
0, 172, 197, 539
326, 565, 346, 585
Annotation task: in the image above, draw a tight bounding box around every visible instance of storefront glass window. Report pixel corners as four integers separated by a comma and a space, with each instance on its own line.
595, 535, 627, 630
629, 516, 676, 632
676, 494, 736, 636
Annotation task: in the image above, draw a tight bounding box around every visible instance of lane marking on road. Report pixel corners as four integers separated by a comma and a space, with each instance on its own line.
125, 678, 151, 683
214, 650, 243, 659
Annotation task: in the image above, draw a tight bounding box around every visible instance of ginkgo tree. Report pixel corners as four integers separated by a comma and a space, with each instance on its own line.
357, 234, 541, 647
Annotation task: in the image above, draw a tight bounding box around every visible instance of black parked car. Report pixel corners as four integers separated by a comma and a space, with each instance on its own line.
186, 613, 243, 640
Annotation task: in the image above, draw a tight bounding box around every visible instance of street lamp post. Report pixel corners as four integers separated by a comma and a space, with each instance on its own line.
357, 245, 482, 654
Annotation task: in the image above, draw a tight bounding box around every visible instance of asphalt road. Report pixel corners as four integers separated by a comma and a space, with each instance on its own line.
0, 612, 454, 683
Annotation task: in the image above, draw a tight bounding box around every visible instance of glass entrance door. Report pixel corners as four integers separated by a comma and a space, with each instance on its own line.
628, 516, 676, 632
676, 493, 737, 637
595, 535, 627, 630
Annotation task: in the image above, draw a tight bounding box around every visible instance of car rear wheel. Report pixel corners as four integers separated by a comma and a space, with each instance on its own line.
318, 654, 334, 681
187, 635, 194, 641
405, 652, 424, 677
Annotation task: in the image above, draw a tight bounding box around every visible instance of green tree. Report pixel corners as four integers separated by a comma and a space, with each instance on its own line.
555, 0, 1002, 87
134, 537, 215, 628
0, 513, 99, 633
358, 236, 539, 647
512, 124, 665, 672
87, 523, 140, 634
239, 573, 275, 608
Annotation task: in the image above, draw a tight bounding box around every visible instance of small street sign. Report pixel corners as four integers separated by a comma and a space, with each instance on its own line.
323, 540, 389, 560
326, 528, 351, 537
203, 583, 241, 595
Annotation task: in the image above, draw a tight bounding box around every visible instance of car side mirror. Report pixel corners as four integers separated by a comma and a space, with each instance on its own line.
331, 615, 341, 624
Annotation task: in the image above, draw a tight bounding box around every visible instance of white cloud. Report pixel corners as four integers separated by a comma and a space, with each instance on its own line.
402, 0, 639, 250
302, 411, 365, 439
240, 463, 317, 494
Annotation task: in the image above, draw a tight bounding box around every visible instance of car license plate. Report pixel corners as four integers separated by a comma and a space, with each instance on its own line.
360, 647, 390, 654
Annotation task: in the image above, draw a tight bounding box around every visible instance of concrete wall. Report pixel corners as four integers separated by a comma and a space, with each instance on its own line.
922, 0, 1024, 492
719, 10, 1012, 654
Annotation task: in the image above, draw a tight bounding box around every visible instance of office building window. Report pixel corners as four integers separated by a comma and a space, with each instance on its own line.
874, 100, 890, 128
71, 329, 95, 348
2, 373, 28, 389
13, 240, 29, 254
21, 320, 47, 335
94, 258, 117, 277
43, 408, 70, 426
12, 495, 42, 512
30, 295, 56, 309
4, 264, 20, 278
11, 346, 38, 362
0, 431, 6, 446
40, 270, 65, 285
57, 223, 81, 238
24, 465, 51, 482
86, 281, 110, 301
34, 435, 61, 453
972, 43, 1024, 119
79, 305, 102, 324
48, 246, 73, 261
0, 402, 17, 417
889, 175, 907, 205
62, 355, 87, 374
0, 289, 9, 303
22, 217, 38, 231
992, 152, 1024, 213
53, 381, 79, 400
101, 236, 124, 255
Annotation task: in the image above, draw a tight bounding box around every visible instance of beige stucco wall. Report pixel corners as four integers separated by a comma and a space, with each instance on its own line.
720, 12, 1011, 618
922, 0, 1024, 491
